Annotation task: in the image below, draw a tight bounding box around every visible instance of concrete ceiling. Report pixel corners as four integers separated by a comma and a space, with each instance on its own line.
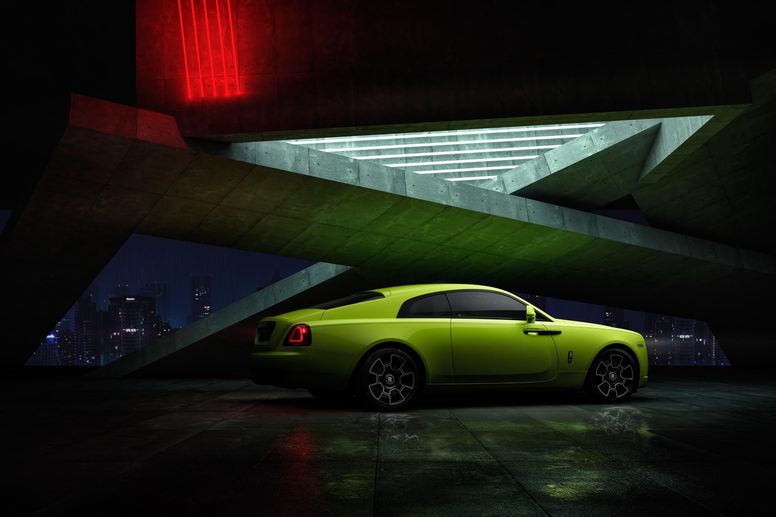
2, 94, 774, 371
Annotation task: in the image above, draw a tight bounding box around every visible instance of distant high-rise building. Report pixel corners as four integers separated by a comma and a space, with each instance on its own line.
27, 332, 61, 366
603, 306, 625, 328
109, 296, 156, 357
645, 313, 673, 365
143, 281, 171, 324
188, 275, 212, 324
153, 320, 173, 340
56, 321, 76, 366
672, 317, 696, 365
74, 295, 99, 365
96, 310, 112, 364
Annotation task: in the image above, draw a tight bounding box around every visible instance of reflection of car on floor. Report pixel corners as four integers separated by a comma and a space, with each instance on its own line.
250, 284, 648, 410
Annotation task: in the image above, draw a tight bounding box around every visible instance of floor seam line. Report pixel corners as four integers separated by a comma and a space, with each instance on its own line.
450, 411, 551, 516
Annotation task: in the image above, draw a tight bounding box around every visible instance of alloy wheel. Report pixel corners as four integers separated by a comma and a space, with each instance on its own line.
593, 351, 635, 400
365, 351, 417, 407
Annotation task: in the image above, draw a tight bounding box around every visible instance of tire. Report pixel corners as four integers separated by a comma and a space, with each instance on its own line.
359, 347, 422, 411
586, 349, 637, 403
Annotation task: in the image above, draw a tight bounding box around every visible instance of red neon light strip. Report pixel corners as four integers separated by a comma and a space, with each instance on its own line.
189, 0, 205, 97
202, 0, 217, 96
226, 0, 240, 93
177, 0, 239, 99
176, 0, 193, 98
214, 0, 229, 96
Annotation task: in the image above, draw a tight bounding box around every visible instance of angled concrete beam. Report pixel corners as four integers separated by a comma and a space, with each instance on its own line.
480, 119, 661, 199
482, 116, 719, 210
90, 262, 352, 378
480, 120, 661, 207
638, 115, 713, 184
196, 139, 775, 277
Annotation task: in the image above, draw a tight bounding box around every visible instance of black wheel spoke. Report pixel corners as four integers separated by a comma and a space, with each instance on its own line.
368, 382, 384, 399
390, 353, 405, 371
400, 372, 415, 389
368, 359, 385, 376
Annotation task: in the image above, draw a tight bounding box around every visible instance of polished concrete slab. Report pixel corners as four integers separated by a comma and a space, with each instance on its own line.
3, 370, 775, 515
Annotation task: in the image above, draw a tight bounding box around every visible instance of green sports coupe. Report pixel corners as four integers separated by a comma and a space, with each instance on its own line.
251, 284, 648, 410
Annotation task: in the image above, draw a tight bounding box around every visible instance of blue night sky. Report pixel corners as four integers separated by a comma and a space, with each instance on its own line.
79, 234, 312, 328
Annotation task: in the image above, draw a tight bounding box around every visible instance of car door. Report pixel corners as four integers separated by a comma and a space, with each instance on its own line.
448, 290, 558, 383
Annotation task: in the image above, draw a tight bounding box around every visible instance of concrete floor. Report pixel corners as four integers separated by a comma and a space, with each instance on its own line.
3, 370, 775, 516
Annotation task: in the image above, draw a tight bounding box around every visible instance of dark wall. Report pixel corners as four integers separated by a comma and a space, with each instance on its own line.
4, 2, 135, 229
137, 0, 776, 137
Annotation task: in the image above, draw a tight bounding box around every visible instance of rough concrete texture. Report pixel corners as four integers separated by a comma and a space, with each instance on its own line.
485, 120, 662, 207
5, 371, 775, 515
632, 96, 776, 256
639, 115, 713, 182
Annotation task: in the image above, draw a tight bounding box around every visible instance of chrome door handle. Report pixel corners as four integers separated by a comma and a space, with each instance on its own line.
523, 329, 562, 336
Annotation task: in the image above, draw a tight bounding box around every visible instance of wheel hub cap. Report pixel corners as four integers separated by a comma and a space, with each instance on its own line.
594, 353, 635, 399
367, 353, 416, 406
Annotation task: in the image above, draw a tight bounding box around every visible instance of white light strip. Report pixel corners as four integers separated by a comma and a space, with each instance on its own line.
384, 155, 539, 168
355, 145, 560, 161
286, 123, 604, 145
322, 134, 583, 153
446, 175, 498, 182
415, 165, 516, 175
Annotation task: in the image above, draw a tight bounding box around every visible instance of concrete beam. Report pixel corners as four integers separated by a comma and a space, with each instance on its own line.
639, 115, 713, 184
204, 139, 775, 277
482, 120, 661, 208
90, 262, 355, 378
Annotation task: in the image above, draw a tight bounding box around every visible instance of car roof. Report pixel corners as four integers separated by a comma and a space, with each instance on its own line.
371, 283, 513, 299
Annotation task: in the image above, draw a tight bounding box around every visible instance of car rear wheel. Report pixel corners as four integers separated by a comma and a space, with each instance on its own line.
586, 349, 637, 402
360, 348, 421, 411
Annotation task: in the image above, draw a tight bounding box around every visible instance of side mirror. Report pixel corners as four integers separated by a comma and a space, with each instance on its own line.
526, 306, 536, 324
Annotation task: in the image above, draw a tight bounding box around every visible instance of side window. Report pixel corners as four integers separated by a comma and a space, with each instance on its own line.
397, 293, 452, 318
446, 291, 527, 320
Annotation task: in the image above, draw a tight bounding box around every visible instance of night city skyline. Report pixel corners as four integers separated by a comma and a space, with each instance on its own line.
22, 231, 728, 367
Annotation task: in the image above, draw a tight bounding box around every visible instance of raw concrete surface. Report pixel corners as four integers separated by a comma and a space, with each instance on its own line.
4, 369, 774, 515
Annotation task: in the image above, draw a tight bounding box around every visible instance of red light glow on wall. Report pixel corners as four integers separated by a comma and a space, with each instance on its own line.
176, 0, 240, 100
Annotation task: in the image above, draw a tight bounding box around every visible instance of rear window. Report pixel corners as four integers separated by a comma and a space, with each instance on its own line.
313, 291, 385, 310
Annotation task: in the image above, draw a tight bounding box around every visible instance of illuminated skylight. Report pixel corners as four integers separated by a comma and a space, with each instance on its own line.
285, 121, 602, 186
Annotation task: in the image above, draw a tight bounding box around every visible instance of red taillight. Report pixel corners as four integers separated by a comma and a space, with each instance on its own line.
286, 324, 311, 346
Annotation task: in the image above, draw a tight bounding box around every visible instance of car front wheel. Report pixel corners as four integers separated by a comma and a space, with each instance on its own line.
359, 348, 421, 411
586, 349, 637, 402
